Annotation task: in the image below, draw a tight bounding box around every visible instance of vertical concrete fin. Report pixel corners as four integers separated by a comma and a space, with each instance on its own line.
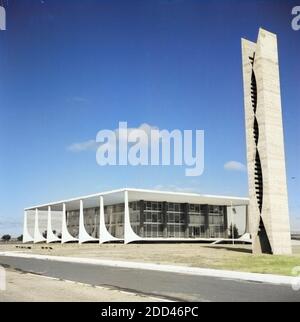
79, 199, 97, 243
34, 209, 46, 243
124, 190, 142, 244
23, 210, 34, 243
46, 206, 61, 243
61, 203, 78, 243
99, 196, 120, 244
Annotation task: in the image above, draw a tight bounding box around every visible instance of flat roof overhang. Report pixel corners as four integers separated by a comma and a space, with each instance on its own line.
25, 188, 249, 212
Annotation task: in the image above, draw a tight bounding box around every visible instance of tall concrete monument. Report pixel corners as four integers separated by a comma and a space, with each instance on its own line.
241, 28, 292, 255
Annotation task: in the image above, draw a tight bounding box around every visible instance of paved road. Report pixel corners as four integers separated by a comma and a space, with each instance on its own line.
0, 255, 299, 302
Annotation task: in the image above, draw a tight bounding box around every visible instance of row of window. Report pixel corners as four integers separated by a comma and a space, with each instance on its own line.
130, 211, 224, 225
143, 223, 186, 238
67, 205, 224, 227
133, 224, 226, 238
129, 201, 226, 214
66, 202, 226, 217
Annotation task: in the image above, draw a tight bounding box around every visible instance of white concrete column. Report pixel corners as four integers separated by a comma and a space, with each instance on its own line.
34, 208, 46, 243
61, 203, 78, 243
23, 210, 34, 243
79, 199, 97, 244
99, 195, 120, 244
124, 190, 142, 244
46, 206, 61, 243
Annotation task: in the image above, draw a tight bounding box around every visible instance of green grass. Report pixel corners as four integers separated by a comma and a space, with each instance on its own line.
214, 254, 300, 276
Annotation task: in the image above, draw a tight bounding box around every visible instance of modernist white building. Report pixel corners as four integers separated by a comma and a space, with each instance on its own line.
23, 188, 249, 244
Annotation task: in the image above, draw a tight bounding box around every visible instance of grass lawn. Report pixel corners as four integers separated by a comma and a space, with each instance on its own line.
210, 249, 300, 276
1, 242, 300, 276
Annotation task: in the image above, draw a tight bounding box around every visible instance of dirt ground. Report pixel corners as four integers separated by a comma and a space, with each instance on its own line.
0, 268, 161, 302
1, 242, 300, 276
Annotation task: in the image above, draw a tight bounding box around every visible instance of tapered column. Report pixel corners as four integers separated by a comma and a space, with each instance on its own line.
124, 190, 142, 244
61, 203, 78, 243
23, 210, 34, 243
99, 195, 120, 244
34, 208, 46, 243
46, 206, 61, 243
79, 199, 97, 244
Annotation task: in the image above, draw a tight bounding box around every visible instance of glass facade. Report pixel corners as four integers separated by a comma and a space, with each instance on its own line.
166, 202, 186, 238
65, 200, 228, 239
66, 210, 79, 238
144, 201, 165, 238
84, 207, 100, 238
104, 204, 124, 238
129, 200, 227, 239
188, 204, 208, 238
208, 205, 226, 238
66, 208, 99, 238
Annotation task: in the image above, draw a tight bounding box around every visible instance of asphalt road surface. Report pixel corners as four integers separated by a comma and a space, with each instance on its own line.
0, 256, 299, 302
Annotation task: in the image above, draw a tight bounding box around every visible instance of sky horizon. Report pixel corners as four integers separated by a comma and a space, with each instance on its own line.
0, 0, 299, 236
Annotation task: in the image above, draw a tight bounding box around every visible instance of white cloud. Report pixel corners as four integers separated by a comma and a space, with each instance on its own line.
224, 161, 247, 172
67, 139, 99, 152
116, 123, 158, 143
67, 123, 158, 152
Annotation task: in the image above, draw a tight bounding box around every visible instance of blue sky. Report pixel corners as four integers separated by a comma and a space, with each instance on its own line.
0, 0, 299, 236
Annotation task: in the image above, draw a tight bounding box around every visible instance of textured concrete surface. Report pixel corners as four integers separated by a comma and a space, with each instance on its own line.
0, 268, 162, 302
242, 28, 292, 255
